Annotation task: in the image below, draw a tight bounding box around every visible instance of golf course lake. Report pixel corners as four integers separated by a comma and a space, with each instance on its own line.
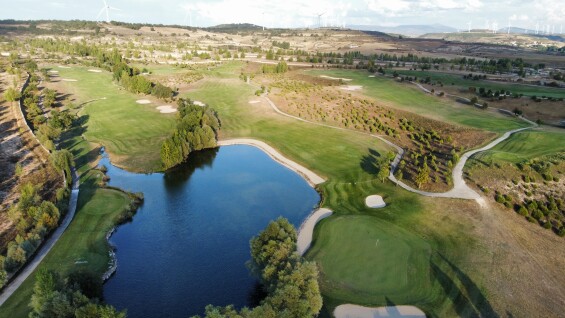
100, 145, 320, 318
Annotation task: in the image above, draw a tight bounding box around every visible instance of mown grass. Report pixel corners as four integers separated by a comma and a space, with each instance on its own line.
470, 129, 565, 164
394, 69, 565, 98
0, 171, 131, 318
186, 63, 487, 316
307, 69, 529, 133
50, 66, 176, 172
1, 61, 510, 317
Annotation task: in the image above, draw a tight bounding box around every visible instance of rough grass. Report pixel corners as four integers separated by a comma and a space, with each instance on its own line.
394, 70, 565, 98
306, 69, 528, 133
471, 129, 565, 163
0, 171, 131, 318
49, 66, 176, 172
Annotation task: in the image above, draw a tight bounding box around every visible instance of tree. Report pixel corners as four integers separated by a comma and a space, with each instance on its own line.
415, 165, 430, 189
3, 87, 21, 104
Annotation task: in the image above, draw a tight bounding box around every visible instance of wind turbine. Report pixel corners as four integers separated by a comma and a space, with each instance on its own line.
507, 19, 511, 34
97, 0, 120, 23
317, 12, 326, 29
467, 21, 472, 33
183, 7, 192, 27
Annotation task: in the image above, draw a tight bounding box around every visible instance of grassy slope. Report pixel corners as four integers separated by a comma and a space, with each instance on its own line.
394, 69, 565, 98
307, 69, 529, 133
51, 66, 176, 172
470, 129, 565, 163
0, 171, 131, 318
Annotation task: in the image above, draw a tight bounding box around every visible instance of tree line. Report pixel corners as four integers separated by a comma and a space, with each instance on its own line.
160, 98, 221, 169
193, 218, 322, 318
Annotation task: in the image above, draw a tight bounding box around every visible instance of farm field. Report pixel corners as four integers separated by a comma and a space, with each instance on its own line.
306, 69, 529, 133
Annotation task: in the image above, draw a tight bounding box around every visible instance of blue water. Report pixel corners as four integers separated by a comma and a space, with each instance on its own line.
101, 145, 320, 318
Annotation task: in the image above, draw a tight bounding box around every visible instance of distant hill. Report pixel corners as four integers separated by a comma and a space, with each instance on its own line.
208, 23, 263, 32
348, 24, 457, 36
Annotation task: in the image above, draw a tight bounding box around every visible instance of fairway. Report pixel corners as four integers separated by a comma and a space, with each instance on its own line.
307, 69, 528, 133
51, 66, 176, 172
0, 176, 132, 318
394, 70, 565, 99
471, 129, 565, 163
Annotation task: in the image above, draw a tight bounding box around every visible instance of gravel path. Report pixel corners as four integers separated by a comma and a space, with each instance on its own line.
261, 92, 536, 201
0, 168, 79, 306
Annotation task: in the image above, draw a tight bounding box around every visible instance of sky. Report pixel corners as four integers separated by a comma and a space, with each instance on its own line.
1, 0, 564, 31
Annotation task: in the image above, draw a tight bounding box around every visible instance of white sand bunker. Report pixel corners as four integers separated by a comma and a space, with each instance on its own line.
368, 75, 376, 78
88, 69, 102, 73
61, 79, 77, 82
297, 208, 333, 255
48, 70, 59, 74
156, 105, 177, 114
365, 195, 386, 208
249, 100, 261, 104
58, 65, 71, 69
334, 304, 426, 318
136, 99, 152, 104
340, 85, 363, 91
193, 100, 206, 107
320, 75, 353, 81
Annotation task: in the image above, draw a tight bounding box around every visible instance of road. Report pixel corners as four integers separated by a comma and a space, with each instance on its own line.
0, 167, 79, 306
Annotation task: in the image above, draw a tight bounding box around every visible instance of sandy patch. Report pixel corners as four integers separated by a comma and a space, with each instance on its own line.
58, 65, 71, 69
48, 70, 59, 74
136, 99, 152, 104
340, 85, 363, 91
88, 69, 102, 73
156, 105, 177, 114
334, 304, 426, 318
248, 100, 261, 104
61, 79, 77, 82
193, 100, 206, 107
365, 195, 386, 208
297, 208, 333, 255
368, 75, 376, 78
320, 75, 353, 81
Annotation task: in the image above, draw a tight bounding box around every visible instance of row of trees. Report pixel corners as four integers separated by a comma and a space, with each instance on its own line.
194, 218, 322, 318
261, 61, 289, 74
111, 60, 175, 100
1, 150, 73, 287
160, 99, 221, 169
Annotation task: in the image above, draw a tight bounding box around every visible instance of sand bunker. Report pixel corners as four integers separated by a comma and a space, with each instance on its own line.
88, 69, 102, 73
340, 85, 363, 91
136, 99, 152, 105
58, 65, 71, 69
334, 304, 426, 318
297, 208, 333, 255
61, 79, 77, 82
156, 105, 177, 114
368, 75, 376, 78
320, 75, 353, 81
248, 100, 261, 104
193, 100, 206, 107
365, 195, 386, 208
48, 70, 59, 74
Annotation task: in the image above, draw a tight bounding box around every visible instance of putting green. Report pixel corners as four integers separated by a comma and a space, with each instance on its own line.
307, 215, 432, 299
